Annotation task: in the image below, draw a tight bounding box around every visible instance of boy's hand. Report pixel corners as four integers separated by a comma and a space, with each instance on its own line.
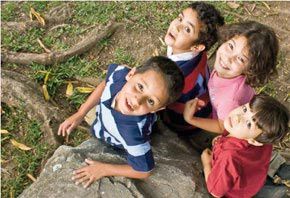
201, 148, 212, 167
58, 112, 84, 137
183, 98, 206, 122
72, 159, 106, 188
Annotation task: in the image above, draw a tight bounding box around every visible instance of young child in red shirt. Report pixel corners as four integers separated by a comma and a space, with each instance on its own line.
183, 93, 289, 197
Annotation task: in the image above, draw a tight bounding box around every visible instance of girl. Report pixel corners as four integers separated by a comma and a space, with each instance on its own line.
187, 21, 279, 125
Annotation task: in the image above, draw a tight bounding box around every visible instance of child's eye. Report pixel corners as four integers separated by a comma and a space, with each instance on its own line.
228, 43, 233, 50
148, 98, 155, 106
177, 16, 182, 22
185, 27, 191, 33
238, 56, 245, 63
242, 105, 247, 113
246, 121, 251, 129
137, 83, 143, 91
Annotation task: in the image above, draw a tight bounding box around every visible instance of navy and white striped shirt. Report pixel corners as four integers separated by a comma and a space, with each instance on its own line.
91, 64, 157, 172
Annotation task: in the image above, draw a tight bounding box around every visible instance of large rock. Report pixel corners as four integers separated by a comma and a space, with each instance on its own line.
19, 123, 210, 198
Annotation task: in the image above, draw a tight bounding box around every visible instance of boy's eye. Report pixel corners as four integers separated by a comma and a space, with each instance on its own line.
228, 43, 233, 50
185, 27, 191, 33
242, 105, 247, 113
137, 83, 143, 91
148, 99, 155, 106
246, 121, 251, 129
238, 56, 245, 63
177, 16, 182, 22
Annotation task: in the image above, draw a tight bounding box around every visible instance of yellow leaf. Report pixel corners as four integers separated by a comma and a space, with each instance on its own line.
1, 129, 10, 134
30, 7, 45, 26
66, 82, 74, 97
76, 87, 94, 93
44, 71, 50, 85
42, 85, 50, 101
10, 139, 32, 151
27, 173, 37, 182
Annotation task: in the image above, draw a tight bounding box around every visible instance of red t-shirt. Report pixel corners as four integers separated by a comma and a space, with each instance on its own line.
207, 135, 272, 198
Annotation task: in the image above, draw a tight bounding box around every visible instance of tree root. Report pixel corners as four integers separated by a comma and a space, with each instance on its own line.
2, 22, 122, 66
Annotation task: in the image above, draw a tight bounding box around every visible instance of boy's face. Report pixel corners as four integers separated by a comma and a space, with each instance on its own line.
165, 8, 202, 54
115, 68, 168, 116
224, 103, 262, 143
214, 35, 249, 79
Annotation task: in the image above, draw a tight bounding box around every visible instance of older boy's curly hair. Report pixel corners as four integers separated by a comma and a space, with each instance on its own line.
250, 93, 289, 144
218, 21, 279, 87
188, 2, 224, 51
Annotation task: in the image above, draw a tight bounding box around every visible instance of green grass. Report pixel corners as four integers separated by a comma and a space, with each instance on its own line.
1, 103, 54, 197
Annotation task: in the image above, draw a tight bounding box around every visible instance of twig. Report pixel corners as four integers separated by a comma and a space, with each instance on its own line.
262, 2, 271, 10
244, 6, 252, 16
49, 23, 69, 32
27, 173, 37, 182
37, 38, 52, 53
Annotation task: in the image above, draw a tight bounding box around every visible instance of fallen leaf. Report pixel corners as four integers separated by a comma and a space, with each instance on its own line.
42, 85, 50, 101
10, 139, 32, 151
227, 2, 240, 9
44, 71, 50, 84
27, 173, 37, 182
152, 48, 159, 56
1, 129, 10, 134
66, 82, 74, 97
30, 8, 45, 26
76, 87, 94, 93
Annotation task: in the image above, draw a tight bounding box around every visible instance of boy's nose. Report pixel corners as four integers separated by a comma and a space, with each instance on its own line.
132, 95, 142, 109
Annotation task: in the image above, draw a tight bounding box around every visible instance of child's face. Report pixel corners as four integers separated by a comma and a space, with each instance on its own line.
165, 8, 201, 54
224, 103, 262, 141
115, 68, 168, 116
214, 35, 249, 79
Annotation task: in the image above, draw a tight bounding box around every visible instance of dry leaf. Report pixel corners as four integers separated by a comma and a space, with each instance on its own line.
227, 2, 240, 9
27, 173, 37, 182
76, 87, 94, 93
152, 48, 159, 56
42, 85, 50, 101
44, 71, 50, 84
1, 129, 10, 134
66, 82, 74, 97
30, 8, 45, 26
10, 139, 32, 151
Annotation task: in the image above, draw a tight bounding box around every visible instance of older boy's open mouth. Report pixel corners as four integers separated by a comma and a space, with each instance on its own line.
126, 98, 134, 111
168, 32, 175, 40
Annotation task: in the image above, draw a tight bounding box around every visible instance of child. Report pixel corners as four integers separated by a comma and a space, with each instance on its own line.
161, 2, 224, 134
184, 94, 289, 197
58, 56, 184, 188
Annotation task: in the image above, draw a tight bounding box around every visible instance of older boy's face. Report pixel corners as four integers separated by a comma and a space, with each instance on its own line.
115, 68, 168, 116
165, 8, 201, 54
224, 103, 262, 141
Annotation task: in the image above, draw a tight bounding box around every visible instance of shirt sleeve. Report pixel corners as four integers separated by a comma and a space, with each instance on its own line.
207, 153, 240, 197
105, 64, 119, 82
127, 149, 155, 172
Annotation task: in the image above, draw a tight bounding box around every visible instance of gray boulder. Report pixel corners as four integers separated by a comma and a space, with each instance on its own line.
19, 123, 210, 198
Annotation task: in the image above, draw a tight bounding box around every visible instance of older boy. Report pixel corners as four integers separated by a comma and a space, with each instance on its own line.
58, 56, 184, 188
183, 94, 289, 197
162, 2, 224, 135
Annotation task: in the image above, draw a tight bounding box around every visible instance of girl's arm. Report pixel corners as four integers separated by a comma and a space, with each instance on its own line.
183, 99, 224, 134
58, 80, 106, 136
72, 159, 150, 188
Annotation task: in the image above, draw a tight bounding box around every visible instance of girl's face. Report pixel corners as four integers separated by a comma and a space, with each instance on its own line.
214, 35, 249, 79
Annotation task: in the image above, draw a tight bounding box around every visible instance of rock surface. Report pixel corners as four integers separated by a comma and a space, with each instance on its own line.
19, 123, 210, 198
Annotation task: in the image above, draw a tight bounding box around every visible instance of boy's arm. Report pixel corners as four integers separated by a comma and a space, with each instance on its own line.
58, 80, 106, 136
72, 159, 150, 188
183, 99, 224, 134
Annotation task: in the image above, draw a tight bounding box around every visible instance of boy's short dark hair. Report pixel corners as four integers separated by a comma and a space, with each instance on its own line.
249, 93, 289, 144
188, 2, 224, 51
218, 21, 279, 87
136, 56, 184, 105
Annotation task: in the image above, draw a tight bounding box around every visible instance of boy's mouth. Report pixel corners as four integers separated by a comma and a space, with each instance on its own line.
125, 98, 134, 111
168, 32, 175, 40
228, 116, 233, 128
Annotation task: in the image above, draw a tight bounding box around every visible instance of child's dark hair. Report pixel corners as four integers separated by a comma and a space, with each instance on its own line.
136, 56, 184, 105
188, 2, 224, 51
218, 21, 279, 87
249, 93, 289, 144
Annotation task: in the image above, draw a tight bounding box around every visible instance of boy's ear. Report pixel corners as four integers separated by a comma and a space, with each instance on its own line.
125, 67, 137, 81
150, 107, 165, 113
247, 138, 263, 146
190, 44, 205, 53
